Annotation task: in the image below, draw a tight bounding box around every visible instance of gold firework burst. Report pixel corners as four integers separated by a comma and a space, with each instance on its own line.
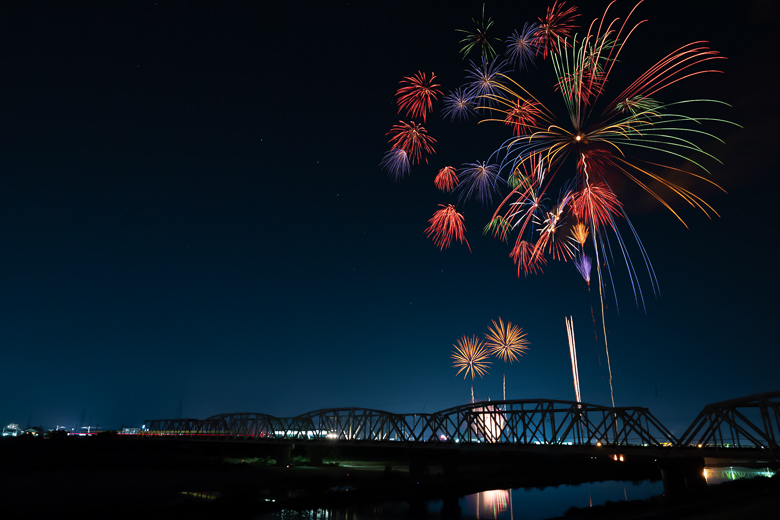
484, 318, 529, 363
571, 222, 589, 246
451, 335, 492, 380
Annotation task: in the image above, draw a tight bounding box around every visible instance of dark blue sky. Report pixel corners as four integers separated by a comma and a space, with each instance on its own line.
1, 0, 776, 435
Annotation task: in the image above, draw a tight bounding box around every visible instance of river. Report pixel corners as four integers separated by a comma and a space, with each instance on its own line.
253, 466, 775, 520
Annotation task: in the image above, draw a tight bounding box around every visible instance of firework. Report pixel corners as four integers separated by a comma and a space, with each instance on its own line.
385, 1, 731, 286
476, 1, 731, 308
386, 121, 436, 165
533, 194, 577, 262
484, 317, 529, 364
533, 1, 580, 59
452, 335, 491, 380
379, 148, 411, 180
471, 402, 507, 442
571, 222, 589, 246
434, 166, 459, 192
574, 253, 592, 286
510, 239, 546, 277
503, 98, 542, 136
456, 161, 501, 206
383, 2, 734, 405
505, 23, 539, 71
396, 71, 442, 123
457, 3, 499, 60
616, 95, 663, 117
485, 317, 530, 402
441, 87, 476, 122
571, 181, 623, 231
565, 316, 581, 403
424, 204, 471, 252
465, 57, 509, 107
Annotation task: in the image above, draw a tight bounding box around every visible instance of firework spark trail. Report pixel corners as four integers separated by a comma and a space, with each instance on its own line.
379, 148, 410, 180
395, 71, 442, 123
583, 155, 615, 408
457, 3, 499, 60
571, 222, 589, 249
425, 204, 471, 252
503, 98, 543, 136
442, 87, 476, 122
534, 1, 581, 59
565, 316, 581, 403
466, 57, 510, 108
484, 317, 530, 400
573, 249, 599, 337
452, 335, 491, 402
383, 2, 734, 409
506, 22, 539, 71
573, 253, 591, 287
393, 1, 733, 294
434, 166, 459, 192
456, 161, 502, 206
386, 121, 436, 165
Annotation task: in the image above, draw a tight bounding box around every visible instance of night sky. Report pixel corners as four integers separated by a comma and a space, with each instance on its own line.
1, 0, 777, 436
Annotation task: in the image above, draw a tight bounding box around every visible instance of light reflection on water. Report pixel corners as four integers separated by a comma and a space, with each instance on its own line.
259, 480, 663, 520
470, 489, 510, 518
459, 480, 662, 520
232, 466, 779, 520
703, 466, 776, 486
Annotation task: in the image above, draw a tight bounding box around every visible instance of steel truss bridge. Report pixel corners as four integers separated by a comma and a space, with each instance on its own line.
140, 391, 779, 454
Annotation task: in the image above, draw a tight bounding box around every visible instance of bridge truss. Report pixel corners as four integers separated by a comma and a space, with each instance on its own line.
141, 398, 676, 447
678, 391, 780, 451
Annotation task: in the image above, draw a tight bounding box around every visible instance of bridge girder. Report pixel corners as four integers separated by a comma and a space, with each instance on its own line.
140, 398, 678, 447
678, 391, 780, 451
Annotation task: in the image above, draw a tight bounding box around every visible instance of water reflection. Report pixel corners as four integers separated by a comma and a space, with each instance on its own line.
703, 466, 776, 486
460, 481, 661, 520
190, 468, 779, 520
255, 480, 665, 520
271, 502, 419, 519
259, 482, 660, 520
466, 489, 511, 519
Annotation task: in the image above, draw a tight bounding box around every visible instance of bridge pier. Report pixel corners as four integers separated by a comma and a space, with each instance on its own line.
658, 457, 706, 497
409, 453, 427, 481
442, 454, 459, 478
307, 445, 324, 466
275, 443, 294, 466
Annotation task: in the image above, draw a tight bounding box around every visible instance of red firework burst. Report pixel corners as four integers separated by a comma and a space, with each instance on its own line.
534, 1, 580, 59
434, 166, 459, 192
503, 98, 542, 136
425, 204, 471, 252
535, 226, 576, 262
396, 71, 442, 123
571, 183, 623, 231
386, 121, 436, 165
535, 202, 577, 262
509, 239, 546, 277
